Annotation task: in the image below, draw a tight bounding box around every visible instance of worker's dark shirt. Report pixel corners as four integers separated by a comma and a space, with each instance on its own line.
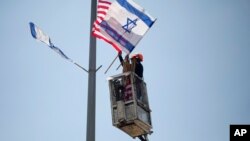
134, 59, 143, 78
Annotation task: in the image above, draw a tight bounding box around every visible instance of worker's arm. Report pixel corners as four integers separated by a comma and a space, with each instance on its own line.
118, 52, 124, 66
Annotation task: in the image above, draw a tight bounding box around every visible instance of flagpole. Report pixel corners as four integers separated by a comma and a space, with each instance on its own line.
104, 54, 119, 74
86, 0, 97, 141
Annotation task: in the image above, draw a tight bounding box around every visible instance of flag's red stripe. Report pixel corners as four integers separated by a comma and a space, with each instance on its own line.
98, 5, 109, 9
92, 32, 122, 52
97, 11, 107, 15
94, 17, 104, 25
99, 0, 111, 5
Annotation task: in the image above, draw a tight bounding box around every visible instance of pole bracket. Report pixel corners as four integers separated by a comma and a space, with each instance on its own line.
96, 65, 102, 72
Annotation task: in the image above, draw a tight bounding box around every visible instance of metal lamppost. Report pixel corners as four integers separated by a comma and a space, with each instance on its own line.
86, 0, 97, 141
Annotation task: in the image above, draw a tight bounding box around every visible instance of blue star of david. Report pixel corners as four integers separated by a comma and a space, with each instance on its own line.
122, 18, 138, 33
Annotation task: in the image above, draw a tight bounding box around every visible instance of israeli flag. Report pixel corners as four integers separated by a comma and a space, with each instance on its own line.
29, 22, 73, 62
29, 22, 52, 47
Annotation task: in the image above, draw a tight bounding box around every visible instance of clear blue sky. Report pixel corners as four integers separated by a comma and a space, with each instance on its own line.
1, 0, 250, 141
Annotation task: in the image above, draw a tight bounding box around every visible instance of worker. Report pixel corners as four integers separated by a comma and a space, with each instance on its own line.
118, 51, 131, 72
131, 53, 144, 78
119, 52, 144, 101
118, 51, 133, 101
131, 53, 144, 101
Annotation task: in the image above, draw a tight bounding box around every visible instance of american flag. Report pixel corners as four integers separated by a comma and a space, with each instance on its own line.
92, 0, 122, 52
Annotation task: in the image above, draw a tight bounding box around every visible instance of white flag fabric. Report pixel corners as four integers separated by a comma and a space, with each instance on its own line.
29, 22, 73, 62
93, 0, 156, 54
29, 22, 52, 46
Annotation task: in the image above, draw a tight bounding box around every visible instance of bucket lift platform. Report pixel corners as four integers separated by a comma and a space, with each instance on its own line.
108, 72, 152, 139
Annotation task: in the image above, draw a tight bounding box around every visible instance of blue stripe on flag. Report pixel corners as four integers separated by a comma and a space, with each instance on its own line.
117, 0, 154, 27
100, 21, 135, 52
29, 22, 37, 39
50, 45, 71, 60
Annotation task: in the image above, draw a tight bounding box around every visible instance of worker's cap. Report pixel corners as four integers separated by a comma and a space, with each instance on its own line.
131, 53, 143, 62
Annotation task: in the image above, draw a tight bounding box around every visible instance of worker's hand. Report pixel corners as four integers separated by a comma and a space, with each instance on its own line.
125, 55, 129, 60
